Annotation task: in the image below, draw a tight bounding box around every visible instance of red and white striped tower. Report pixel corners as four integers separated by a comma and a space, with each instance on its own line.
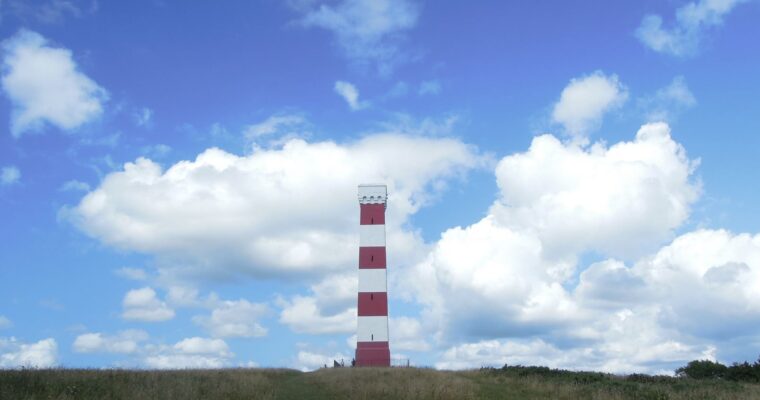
355, 184, 390, 367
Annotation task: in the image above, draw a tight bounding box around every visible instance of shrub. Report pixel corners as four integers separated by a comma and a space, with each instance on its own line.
675, 360, 727, 379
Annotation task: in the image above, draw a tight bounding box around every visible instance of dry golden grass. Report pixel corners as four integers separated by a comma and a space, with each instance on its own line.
0, 368, 288, 400
308, 367, 477, 400
468, 368, 760, 400
3, 366, 760, 399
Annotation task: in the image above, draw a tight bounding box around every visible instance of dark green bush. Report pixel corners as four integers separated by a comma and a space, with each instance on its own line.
675, 356, 760, 383
725, 361, 760, 383
675, 360, 728, 379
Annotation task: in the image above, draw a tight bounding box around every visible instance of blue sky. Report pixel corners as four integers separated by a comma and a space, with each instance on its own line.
1, 0, 760, 373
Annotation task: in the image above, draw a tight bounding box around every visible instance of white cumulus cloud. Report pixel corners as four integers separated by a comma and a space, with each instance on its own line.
64, 132, 482, 282
73, 330, 148, 354
640, 76, 697, 122
278, 273, 359, 335
280, 296, 356, 335
295, 349, 350, 371
69, 329, 240, 369
193, 299, 269, 338
0, 316, 11, 329
435, 331, 712, 375
409, 216, 580, 342
493, 122, 700, 259
144, 337, 233, 369
1, 29, 108, 136
402, 123, 717, 374
294, 0, 420, 74
173, 337, 231, 356
243, 114, 307, 140
334, 80, 366, 110
636, 0, 749, 57
391, 316, 430, 352
121, 287, 175, 322
1, 166, 21, 185
628, 229, 760, 340
0, 337, 57, 368
551, 71, 628, 139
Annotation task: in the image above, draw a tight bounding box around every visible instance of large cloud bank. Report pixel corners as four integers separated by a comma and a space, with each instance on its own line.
402, 122, 760, 373
66, 134, 482, 280
65, 119, 760, 374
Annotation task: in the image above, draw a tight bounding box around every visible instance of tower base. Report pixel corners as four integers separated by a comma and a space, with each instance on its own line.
355, 341, 390, 367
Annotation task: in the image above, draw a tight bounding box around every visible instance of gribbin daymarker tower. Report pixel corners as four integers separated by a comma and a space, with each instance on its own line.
355, 184, 390, 367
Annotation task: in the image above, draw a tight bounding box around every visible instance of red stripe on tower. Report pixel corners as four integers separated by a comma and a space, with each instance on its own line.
357, 292, 388, 316
356, 184, 390, 367
359, 247, 386, 268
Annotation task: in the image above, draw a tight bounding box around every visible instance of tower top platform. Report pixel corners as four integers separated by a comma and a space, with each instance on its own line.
358, 184, 387, 205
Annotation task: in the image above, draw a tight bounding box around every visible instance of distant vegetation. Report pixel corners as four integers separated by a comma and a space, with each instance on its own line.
676, 358, 760, 383
3, 361, 760, 399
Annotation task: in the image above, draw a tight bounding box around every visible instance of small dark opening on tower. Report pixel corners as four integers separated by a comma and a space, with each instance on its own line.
371, 334, 374, 341
371, 255, 374, 262
371, 293, 374, 300
371, 217, 374, 224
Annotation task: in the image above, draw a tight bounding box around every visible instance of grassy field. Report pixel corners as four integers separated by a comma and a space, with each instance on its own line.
2, 366, 760, 400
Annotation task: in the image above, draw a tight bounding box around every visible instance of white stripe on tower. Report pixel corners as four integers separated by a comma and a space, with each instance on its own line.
358, 269, 387, 292
356, 184, 390, 367
359, 225, 386, 247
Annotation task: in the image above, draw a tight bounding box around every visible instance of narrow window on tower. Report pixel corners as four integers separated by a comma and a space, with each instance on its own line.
371, 217, 374, 224
371, 293, 374, 300
371, 255, 374, 262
